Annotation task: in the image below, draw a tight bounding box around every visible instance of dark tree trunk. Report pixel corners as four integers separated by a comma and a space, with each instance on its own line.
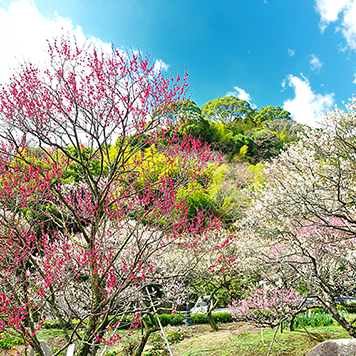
133, 314, 159, 356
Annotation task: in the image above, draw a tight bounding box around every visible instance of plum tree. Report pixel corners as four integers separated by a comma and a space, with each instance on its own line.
0, 35, 227, 356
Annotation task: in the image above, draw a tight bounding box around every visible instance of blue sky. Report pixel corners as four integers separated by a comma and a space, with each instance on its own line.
1, 0, 356, 125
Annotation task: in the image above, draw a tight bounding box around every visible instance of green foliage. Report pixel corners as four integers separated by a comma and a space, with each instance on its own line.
181, 163, 228, 220
61, 145, 104, 183
265, 119, 303, 146
161, 98, 302, 167
210, 312, 233, 323
144, 344, 169, 356
42, 313, 231, 332
213, 276, 259, 306
201, 96, 255, 124
191, 312, 233, 324
247, 163, 266, 194
157, 314, 185, 326
289, 309, 356, 329
42, 320, 79, 329
337, 303, 356, 314
42, 320, 65, 329
0, 334, 22, 350
251, 128, 282, 161
167, 100, 215, 143
119, 142, 225, 222
166, 330, 184, 343
139, 313, 233, 329
253, 106, 292, 125
177, 97, 304, 164
292, 311, 336, 328
239, 145, 249, 160
205, 123, 257, 162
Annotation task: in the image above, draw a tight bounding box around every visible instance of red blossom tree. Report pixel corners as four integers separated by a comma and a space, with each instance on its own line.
0, 35, 225, 356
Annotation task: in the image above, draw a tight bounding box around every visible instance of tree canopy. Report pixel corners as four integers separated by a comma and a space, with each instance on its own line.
201, 96, 255, 124
0, 35, 234, 356
236, 99, 356, 337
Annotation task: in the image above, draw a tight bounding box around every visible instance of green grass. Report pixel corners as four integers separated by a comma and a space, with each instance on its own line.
170, 325, 352, 356
0, 324, 352, 356
4, 311, 356, 356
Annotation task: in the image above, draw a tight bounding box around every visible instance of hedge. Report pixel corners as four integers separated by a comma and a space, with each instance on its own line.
41, 312, 233, 330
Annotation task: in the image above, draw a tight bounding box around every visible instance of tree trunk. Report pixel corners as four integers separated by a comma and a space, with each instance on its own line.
206, 311, 219, 332
289, 314, 295, 332
133, 314, 159, 356
77, 266, 104, 356
327, 304, 356, 338
205, 296, 220, 332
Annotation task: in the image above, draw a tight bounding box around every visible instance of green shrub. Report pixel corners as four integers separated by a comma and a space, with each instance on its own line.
144, 343, 169, 356
343, 303, 356, 314
0, 334, 22, 350
166, 330, 183, 343
41, 312, 232, 332
192, 312, 232, 324
42, 320, 64, 329
293, 311, 336, 328
157, 314, 185, 326
191, 313, 209, 324
212, 312, 233, 323
144, 312, 232, 327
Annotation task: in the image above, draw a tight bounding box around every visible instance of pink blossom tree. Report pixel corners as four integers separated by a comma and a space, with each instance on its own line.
0, 34, 225, 356
229, 285, 301, 328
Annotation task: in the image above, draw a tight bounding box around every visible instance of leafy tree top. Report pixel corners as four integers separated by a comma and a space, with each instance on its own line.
201, 96, 255, 124
253, 106, 292, 125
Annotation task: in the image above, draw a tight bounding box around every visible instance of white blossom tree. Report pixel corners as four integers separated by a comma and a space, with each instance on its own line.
238, 98, 356, 337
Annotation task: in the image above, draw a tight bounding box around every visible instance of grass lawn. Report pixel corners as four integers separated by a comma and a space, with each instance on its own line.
170, 324, 350, 356
2, 322, 353, 356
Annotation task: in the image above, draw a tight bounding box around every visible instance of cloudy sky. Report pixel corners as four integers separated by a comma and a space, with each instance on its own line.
1, 0, 356, 126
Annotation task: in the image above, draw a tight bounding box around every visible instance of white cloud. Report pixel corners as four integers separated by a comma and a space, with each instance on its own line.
0, 0, 169, 87
288, 49, 295, 57
340, 1, 356, 49
0, 0, 86, 83
315, 0, 350, 27
283, 74, 334, 126
310, 54, 323, 71
153, 59, 169, 74
281, 79, 286, 88
315, 0, 356, 50
226, 86, 256, 108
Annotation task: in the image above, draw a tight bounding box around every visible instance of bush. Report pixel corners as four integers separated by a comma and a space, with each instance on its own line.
212, 312, 233, 323
41, 312, 232, 331
157, 314, 185, 326
144, 344, 169, 356
0, 334, 22, 350
191, 312, 232, 324
347, 303, 356, 313
166, 330, 183, 343
292, 311, 336, 328
42, 320, 66, 329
